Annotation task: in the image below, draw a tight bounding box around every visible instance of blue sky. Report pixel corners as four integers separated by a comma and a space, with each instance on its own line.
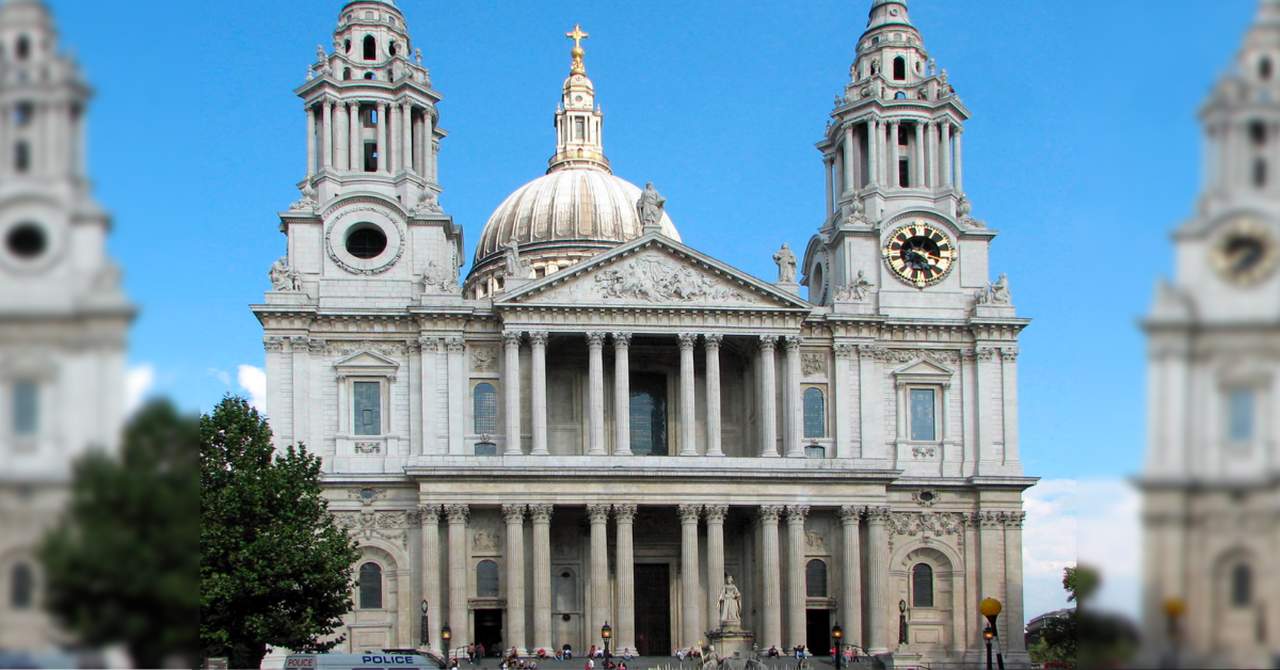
52, 0, 1254, 613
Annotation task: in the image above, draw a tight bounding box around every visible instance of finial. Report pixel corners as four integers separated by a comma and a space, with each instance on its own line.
566, 23, 589, 74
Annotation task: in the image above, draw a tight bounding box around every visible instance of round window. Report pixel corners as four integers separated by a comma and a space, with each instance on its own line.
6, 223, 46, 259
345, 224, 387, 259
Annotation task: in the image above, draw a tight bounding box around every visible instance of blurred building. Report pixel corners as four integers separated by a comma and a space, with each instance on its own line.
1141, 0, 1280, 667
0, 0, 133, 653
253, 0, 1034, 667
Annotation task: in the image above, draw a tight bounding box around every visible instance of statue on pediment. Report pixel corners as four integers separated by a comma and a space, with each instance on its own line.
637, 182, 666, 231
976, 273, 1011, 305
773, 243, 797, 284
269, 256, 300, 292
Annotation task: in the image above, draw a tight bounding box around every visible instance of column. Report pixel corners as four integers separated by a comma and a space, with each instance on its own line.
388, 103, 400, 173
679, 333, 698, 456
704, 505, 727, 632
424, 111, 436, 181
759, 336, 779, 457
420, 505, 443, 651
887, 121, 900, 188
445, 504, 470, 651
783, 337, 803, 458
348, 102, 361, 171
867, 119, 880, 187
587, 332, 607, 455
613, 333, 632, 456
977, 512, 1007, 643
865, 506, 890, 653
502, 504, 528, 654
503, 331, 522, 455
954, 127, 965, 191
447, 338, 466, 454
587, 504, 612, 631
530, 504, 554, 653
678, 504, 702, 648
833, 344, 854, 459
1004, 512, 1027, 652
335, 100, 349, 171
941, 121, 953, 187
321, 99, 333, 170
704, 334, 724, 457
530, 332, 549, 456
914, 122, 926, 187
785, 505, 809, 649
843, 126, 856, 194
824, 156, 835, 215
377, 102, 389, 173
402, 102, 414, 174
838, 506, 863, 650
305, 104, 316, 177
1001, 347, 1021, 465
614, 504, 638, 656
759, 506, 784, 650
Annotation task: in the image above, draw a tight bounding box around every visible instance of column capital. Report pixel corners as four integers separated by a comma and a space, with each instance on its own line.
586, 331, 607, 349
834, 342, 857, 360
444, 503, 470, 523
865, 505, 892, 524
503, 330, 523, 347
612, 332, 632, 348
613, 503, 638, 522
758, 504, 784, 523
446, 337, 466, 353
528, 331, 549, 347
528, 503, 554, 523
677, 503, 702, 523
678, 333, 698, 350
838, 505, 863, 524
586, 503, 611, 523
704, 333, 724, 348
501, 503, 527, 523
419, 504, 442, 524
703, 504, 728, 523
785, 505, 810, 522
783, 335, 802, 351
758, 335, 778, 352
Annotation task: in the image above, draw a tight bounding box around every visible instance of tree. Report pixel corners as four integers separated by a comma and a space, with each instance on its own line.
38, 399, 201, 668
200, 396, 359, 669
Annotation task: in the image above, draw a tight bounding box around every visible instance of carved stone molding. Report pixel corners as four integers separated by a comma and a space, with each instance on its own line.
502, 331, 523, 347
786, 505, 810, 522
528, 503, 554, 523
471, 345, 498, 372
758, 505, 785, 523
473, 529, 498, 551
704, 333, 724, 348
975, 347, 997, 361
865, 506, 893, 524
446, 337, 466, 354
910, 490, 940, 507
1000, 347, 1020, 362
612, 332, 632, 348
886, 511, 966, 539
334, 510, 414, 549
264, 336, 285, 353
501, 503, 527, 523
585, 332, 607, 349
678, 333, 698, 350
528, 331, 550, 347
839, 505, 863, 524
869, 348, 960, 364
833, 343, 857, 360
783, 336, 803, 352
702, 504, 728, 524
444, 504, 470, 524
802, 352, 827, 376
349, 487, 387, 506
586, 503, 611, 523
591, 256, 749, 304
758, 335, 778, 352
677, 503, 703, 523
613, 503, 639, 523
419, 504, 442, 525
805, 530, 826, 551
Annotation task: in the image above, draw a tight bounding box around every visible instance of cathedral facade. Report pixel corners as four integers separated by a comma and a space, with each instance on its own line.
0, 0, 133, 653
253, 1, 1032, 667
1141, 1, 1280, 667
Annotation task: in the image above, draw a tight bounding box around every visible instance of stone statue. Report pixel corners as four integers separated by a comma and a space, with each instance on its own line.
637, 182, 666, 231
504, 241, 530, 279
316, 44, 326, 63
415, 48, 423, 64
976, 273, 1011, 305
773, 243, 797, 284
718, 575, 742, 626
269, 256, 300, 292
290, 182, 317, 211
850, 270, 872, 301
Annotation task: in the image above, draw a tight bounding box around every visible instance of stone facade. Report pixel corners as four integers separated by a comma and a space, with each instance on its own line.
1140, 2, 1280, 667
0, 0, 134, 652
253, 1, 1033, 667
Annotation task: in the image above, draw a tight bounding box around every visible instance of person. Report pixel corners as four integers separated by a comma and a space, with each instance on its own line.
477, 643, 487, 660
585, 658, 595, 670
562, 644, 573, 660
449, 659, 460, 670
467, 644, 476, 664
766, 646, 779, 658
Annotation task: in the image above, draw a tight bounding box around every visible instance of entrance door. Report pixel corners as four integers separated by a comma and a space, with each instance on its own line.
629, 373, 668, 456
474, 609, 503, 656
805, 609, 831, 657
634, 564, 671, 655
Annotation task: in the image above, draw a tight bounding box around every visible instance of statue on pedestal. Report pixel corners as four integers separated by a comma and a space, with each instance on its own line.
637, 182, 666, 231
718, 575, 742, 627
773, 244, 797, 284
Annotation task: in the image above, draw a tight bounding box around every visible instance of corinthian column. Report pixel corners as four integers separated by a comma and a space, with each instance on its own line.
704, 505, 728, 629
865, 506, 890, 654
445, 504, 470, 651
678, 333, 698, 456
838, 505, 863, 650
321, 99, 333, 170
402, 102, 414, 174
833, 343, 855, 459
759, 505, 784, 650
587, 333, 607, 455
785, 505, 809, 648
678, 504, 702, 648
305, 104, 316, 177
377, 102, 389, 173
759, 336, 779, 457
348, 102, 361, 171
587, 504, 612, 631
784, 337, 804, 458
1004, 512, 1027, 651
503, 331, 523, 455
502, 504, 528, 654
613, 333, 632, 455
420, 505, 442, 651
530, 504, 554, 653
704, 335, 723, 457
614, 504, 638, 656
530, 332, 549, 455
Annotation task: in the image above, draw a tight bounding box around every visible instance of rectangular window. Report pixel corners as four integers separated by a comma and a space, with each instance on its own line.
909, 388, 936, 441
574, 117, 585, 141
1228, 388, 1255, 443
364, 142, 378, 172
12, 380, 37, 437
353, 381, 381, 436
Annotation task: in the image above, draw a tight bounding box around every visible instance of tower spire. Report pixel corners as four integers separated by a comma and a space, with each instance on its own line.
567, 23, 589, 74
548, 24, 610, 173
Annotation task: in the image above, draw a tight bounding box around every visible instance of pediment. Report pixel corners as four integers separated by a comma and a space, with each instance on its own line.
497, 234, 812, 312
892, 358, 954, 379
333, 350, 400, 379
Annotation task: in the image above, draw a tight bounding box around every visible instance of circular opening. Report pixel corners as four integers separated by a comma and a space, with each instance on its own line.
918, 491, 935, 502
345, 224, 387, 259
6, 223, 46, 259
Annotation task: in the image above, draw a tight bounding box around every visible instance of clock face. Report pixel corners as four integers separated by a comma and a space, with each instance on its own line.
882, 222, 956, 288
1212, 217, 1278, 286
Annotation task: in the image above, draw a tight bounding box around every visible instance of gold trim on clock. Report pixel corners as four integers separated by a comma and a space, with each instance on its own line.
1211, 216, 1278, 286
881, 221, 956, 288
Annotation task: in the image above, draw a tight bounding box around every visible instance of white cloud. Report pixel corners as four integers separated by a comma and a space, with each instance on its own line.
124, 364, 155, 414
237, 364, 267, 413
207, 367, 232, 386
1023, 478, 1079, 618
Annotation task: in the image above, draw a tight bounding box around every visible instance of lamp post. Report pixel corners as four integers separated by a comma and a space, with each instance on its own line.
980, 597, 1002, 670
421, 600, 430, 650
601, 622, 612, 663
441, 623, 452, 658
1163, 597, 1186, 669
831, 622, 844, 670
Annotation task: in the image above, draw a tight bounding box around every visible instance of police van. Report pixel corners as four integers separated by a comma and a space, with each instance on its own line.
284, 652, 436, 670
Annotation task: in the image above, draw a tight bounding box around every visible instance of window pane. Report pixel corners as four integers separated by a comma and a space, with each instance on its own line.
353, 382, 380, 436
474, 383, 498, 434
910, 389, 936, 441
1232, 563, 1252, 607
805, 559, 827, 597
10, 562, 33, 609
803, 388, 825, 438
358, 562, 382, 609
1228, 389, 1255, 442
12, 380, 37, 436
629, 373, 668, 456
912, 563, 934, 608
477, 560, 499, 597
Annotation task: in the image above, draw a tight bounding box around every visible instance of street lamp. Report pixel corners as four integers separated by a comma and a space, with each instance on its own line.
601, 622, 612, 661
420, 600, 430, 649
441, 623, 452, 657
831, 622, 844, 670
980, 597, 1002, 670
1163, 597, 1186, 669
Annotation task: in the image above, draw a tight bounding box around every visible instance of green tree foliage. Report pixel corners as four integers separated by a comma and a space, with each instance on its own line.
38, 399, 200, 668
200, 396, 359, 669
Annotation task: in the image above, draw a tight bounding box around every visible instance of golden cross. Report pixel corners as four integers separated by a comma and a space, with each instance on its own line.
566, 24, 589, 50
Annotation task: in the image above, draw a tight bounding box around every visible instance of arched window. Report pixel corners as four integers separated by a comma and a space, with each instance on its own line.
389, 40, 398, 57
803, 388, 826, 438
805, 559, 828, 597
1254, 159, 1268, 189
14, 141, 30, 174
343, 67, 352, 80
477, 559, 499, 597
15, 35, 30, 62
1263, 57, 1274, 81
362, 35, 377, 60
344, 38, 352, 53
10, 562, 33, 609
911, 563, 934, 607
358, 561, 383, 609
1232, 563, 1252, 607
474, 383, 498, 434
893, 56, 906, 81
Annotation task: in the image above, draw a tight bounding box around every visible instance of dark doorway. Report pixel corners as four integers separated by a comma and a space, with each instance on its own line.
634, 564, 671, 655
629, 373, 668, 455
474, 609, 503, 656
805, 608, 831, 656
